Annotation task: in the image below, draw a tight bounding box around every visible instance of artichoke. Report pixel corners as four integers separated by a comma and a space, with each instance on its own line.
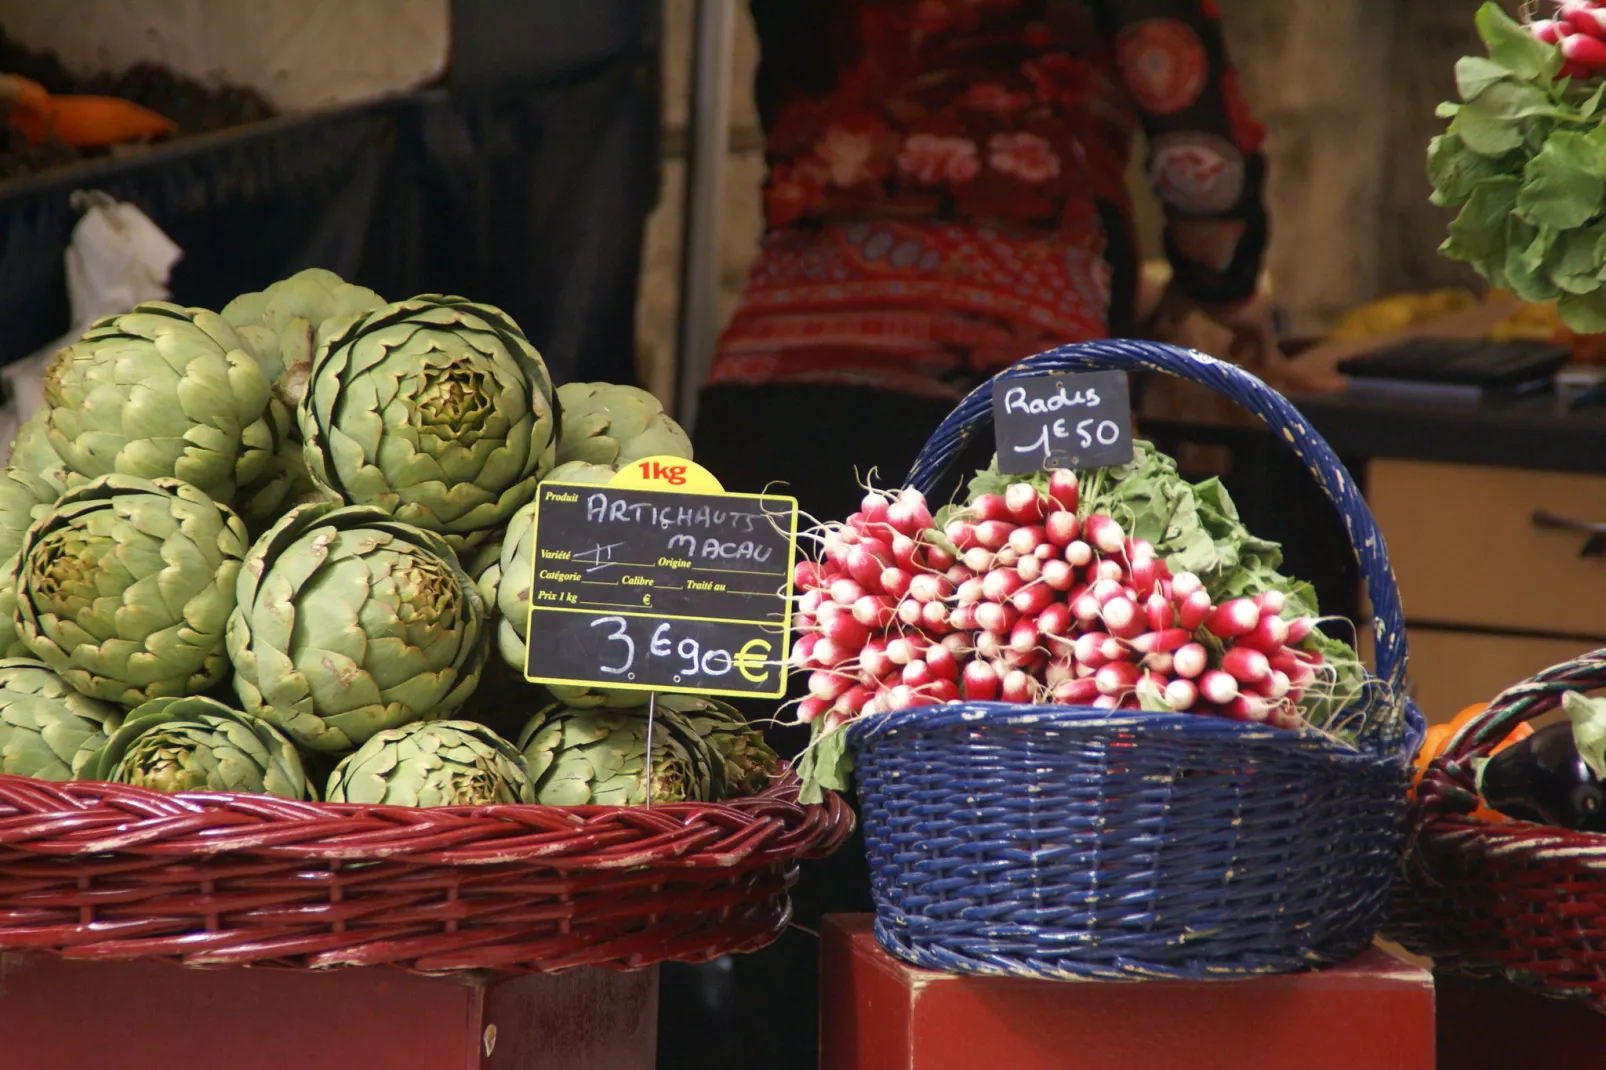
516, 703, 719, 806
6, 411, 75, 495
15, 475, 248, 706
0, 658, 123, 780
325, 719, 533, 806
222, 268, 385, 407
85, 695, 310, 799
0, 467, 61, 658
658, 694, 779, 798
228, 501, 489, 753
494, 461, 616, 675
298, 295, 560, 550
554, 382, 693, 468
40, 302, 281, 505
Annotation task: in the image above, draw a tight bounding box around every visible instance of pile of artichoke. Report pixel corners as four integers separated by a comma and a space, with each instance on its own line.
0, 270, 777, 807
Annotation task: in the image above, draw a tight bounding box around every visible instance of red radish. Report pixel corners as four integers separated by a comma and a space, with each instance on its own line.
1267, 649, 1302, 676
860, 491, 891, 525
1263, 669, 1292, 701
809, 669, 855, 701
798, 696, 829, 724
925, 543, 956, 571
1004, 483, 1047, 523
1170, 571, 1203, 600
822, 613, 870, 650
1075, 661, 1098, 678
1092, 559, 1125, 583
812, 637, 854, 668
1101, 596, 1144, 639
1198, 670, 1239, 705
1001, 669, 1034, 703
1091, 578, 1125, 604
794, 560, 820, 590
1254, 589, 1286, 616
1129, 556, 1160, 597
1285, 616, 1315, 644
891, 532, 919, 570
962, 547, 994, 573
924, 643, 959, 681
887, 489, 933, 535
1222, 694, 1272, 723
1071, 591, 1102, 623
1144, 651, 1174, 675
1074, 631, 1111, 667
897, 598, 924, 628
860, 639, 892, 679
793, 632, 821, 667
1164, 678, 1198, 710
921, 601, 952, 634
1009, 525, 1046, 556
836, 684, 872, 716
1240, 613, 1290, 654
1532, 17, 1567, 43
941, 632, 970, 657
975, 601, 1020, 634
880, 567, 912, 600
1222, 646, 1271, 686
1044, 511, 1079, 546
1564, 1, 1606, 35
846, 547, 885, 593
828, 577, 865, 607
885, 684, 917, 710
926, 679, 960, 703
821, 533, 849, 570
1037, 601, 1073, 638
1100, 636, 1132, 663
1205, 598, 1260, 639
948, 604, 980, 631
1034, 542, 1058, 561
970, 493, 1010, 522
945, 564, 971, 586
1092, 694, 1119, 710
976, 630, 1004, 661
1084, 514, 1125, 555
983, 568, 1024, 603
1132, 628, 1189, 654
1012, 582, 1054, 617
799, 589, 824, 617
975, 520, 1014, 551
1042, 559, 1075, 591
1563, 31, 1606, 67
945, 519, 978, 551
1052, 678, 1101, 704
1172, 642, 1208, 679
956, 577, 986, 605
886, 635, 929, 666
963, 660, 1000, 700
994, 547, 1021, 569
1046, 657, 1076, 688
1008, 619, 1039, 655
1047, 469, 1079, 511
908, 573, 952, 604
1563, 59, 1594, 79
1145, 593, 1175, 631
1016, 554, 1042, 583
795, 613, 816, 633
1095, 660, 1140, 696
902, 660, 936, 690
1064, 540, 1093, 567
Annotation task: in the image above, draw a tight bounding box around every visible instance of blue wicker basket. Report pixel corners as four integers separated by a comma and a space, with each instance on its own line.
844, 339, 1427, 981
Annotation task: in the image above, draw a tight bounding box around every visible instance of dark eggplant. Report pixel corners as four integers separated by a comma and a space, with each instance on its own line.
1477, 719, 1606, 831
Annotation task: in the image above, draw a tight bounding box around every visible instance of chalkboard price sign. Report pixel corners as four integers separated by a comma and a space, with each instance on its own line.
991, 370, 1133, 475
522, 468, 798, 699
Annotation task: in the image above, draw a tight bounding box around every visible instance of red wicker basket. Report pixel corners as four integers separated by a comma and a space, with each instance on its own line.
0, 767, 851, 973
1388, 648, 1606, 1008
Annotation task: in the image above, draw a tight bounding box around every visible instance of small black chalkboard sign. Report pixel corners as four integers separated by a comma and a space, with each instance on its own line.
522, 481, 798, 699
991, 370, 1133, 474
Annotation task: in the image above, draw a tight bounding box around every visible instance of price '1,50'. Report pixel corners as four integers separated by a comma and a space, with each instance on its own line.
589, 615, 775, 687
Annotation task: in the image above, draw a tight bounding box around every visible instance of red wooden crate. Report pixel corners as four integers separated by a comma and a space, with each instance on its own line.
1436, 971, 1606, 1070
820, 915, 1434, 1070
0, 953, 656, 1070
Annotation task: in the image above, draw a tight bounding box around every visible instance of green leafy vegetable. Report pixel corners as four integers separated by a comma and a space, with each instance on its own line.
1430, 3, 1606, 330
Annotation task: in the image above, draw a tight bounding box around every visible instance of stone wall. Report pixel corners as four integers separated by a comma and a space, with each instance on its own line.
638, 0, 1498, 404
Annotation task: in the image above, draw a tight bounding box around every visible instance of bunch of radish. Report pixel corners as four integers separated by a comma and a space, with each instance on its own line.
1532, 2, 1606, 78
792, 471, 1330, 734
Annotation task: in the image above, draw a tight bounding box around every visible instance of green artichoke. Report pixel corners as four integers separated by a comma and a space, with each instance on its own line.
298, 295, 560, 550
228, 502, 489, 753
325, 719, 533, 806
222, 268, 386, 407
85, 695, 310, 799
15, 475, 248, 706
5, 411, 75, 496
658, 694, 779, 798
0, 468, 62, 659
40, 302, 281, 505
493, 461, 616, 675
0, 658, 123, 780
554, 382, 693, 468
516, 703, 719, 806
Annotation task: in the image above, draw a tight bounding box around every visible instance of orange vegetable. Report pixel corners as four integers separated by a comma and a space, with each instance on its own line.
1410, 702, 1534, 820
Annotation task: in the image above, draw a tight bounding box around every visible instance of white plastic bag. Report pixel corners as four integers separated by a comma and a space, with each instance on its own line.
0, 192, 183, 462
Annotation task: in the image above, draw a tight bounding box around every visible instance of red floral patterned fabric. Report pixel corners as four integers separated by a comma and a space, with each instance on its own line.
709, 0, 1268, 398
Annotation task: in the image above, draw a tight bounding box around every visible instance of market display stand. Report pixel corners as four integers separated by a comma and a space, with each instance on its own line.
0, 953, 656, 1070
819, 915, 1434, 1070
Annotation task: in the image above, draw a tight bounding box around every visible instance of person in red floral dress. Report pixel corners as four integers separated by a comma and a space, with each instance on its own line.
694, 0, 1283, 528
662, 3, 1280, 1066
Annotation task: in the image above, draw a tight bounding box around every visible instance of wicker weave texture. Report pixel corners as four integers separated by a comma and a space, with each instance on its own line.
846, 339, 1422, 981
0, 771, 853, 973
1392, 648, 1606, 1008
